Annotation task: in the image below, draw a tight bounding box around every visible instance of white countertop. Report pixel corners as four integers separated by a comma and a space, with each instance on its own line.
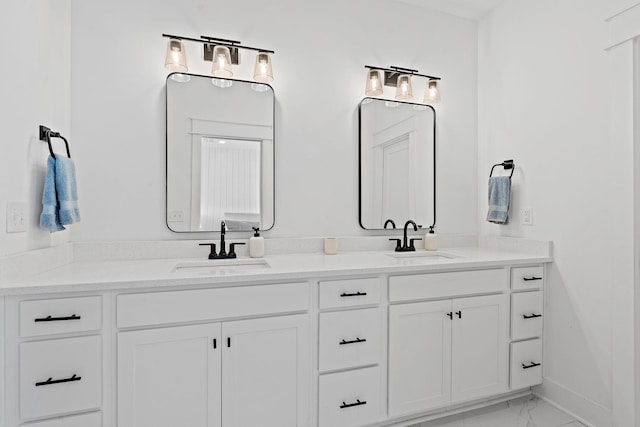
0, 245, 551, 295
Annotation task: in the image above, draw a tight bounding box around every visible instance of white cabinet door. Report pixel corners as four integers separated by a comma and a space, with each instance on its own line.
221, 314, 309, 427
388, 300, 452, 416
118, 324, 222, 427
451, 294, 508, 402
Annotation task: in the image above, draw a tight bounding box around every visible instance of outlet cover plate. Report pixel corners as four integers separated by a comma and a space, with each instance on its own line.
7, 201, 27, 233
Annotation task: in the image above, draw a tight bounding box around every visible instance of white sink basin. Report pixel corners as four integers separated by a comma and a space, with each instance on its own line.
386, 251, 460, 264
173, 258, 270, 275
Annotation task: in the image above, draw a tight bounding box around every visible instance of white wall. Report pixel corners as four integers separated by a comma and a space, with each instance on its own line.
478, 0, 633, 425
69, 0, 478, 241
0, 0, 71, 256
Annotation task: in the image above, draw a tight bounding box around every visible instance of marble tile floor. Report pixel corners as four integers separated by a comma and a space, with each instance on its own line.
411, 395, 587, 427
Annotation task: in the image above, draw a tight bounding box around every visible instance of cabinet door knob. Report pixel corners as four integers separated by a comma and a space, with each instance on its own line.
446, 312, 453, 319
35, 374, 82, 387
522, 313, 542, 319
339, 399, 367, 409
340, 291, 367, 297
456, 311, 462, 319
339, 337, 367, 345
34, 314, 81, 322
522, 362, 541, 370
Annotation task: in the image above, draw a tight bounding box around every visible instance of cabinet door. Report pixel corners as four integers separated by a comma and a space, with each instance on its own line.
221, 314, 309, 427
118, 324, 222, 427
451, 294, 508, 402
388, 300, 453, 416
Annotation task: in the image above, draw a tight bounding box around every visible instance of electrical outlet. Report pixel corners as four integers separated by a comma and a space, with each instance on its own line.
521, 208, 533, 226
168, 210, 184, 222
7, 201, 27, 233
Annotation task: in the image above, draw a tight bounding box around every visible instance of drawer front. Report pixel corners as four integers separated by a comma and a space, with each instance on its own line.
319, 278, 381, 309
511, 266, 544, 290
20, 296, 102, 338
22, 411, 101, 427
318, 367, 382, 427
319, 308, 381, 372
510, 339, 543, 390
389, 269, 508, 302
511, 291, 543, 340
117, 282, 309, 328
20, 336, 102, 420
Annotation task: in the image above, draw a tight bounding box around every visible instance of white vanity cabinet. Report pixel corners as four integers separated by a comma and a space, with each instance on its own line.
116, 283, 310, 427
388, 270, 509, 416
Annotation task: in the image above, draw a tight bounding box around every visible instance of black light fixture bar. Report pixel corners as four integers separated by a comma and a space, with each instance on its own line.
364, 64, 440, 81
162, 33, 275, 54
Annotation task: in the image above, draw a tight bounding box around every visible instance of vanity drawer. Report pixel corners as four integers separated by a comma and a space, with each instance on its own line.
319, 278, 381, 309
22, 411, 101, 427
20, 296, 102, 338
510, 339, 542, 390
389, 269, 508, 302
511, 291, 543, 340
20, 335, 102, 420
318, 366, 382, 427
117, 282, 309, 328
511, 266, 544, 290
319, 308, 381, 372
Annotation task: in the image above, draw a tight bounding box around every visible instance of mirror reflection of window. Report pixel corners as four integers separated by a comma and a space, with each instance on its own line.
199, 137, 261, 231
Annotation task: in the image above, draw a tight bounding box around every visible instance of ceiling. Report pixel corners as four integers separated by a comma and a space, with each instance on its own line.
394, 0, 506, 20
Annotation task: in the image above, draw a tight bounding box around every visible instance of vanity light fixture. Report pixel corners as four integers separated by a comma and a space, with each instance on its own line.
162, 33, 275, 83
364, 65, 441, 104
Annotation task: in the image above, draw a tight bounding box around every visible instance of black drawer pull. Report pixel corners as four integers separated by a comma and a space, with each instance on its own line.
340, 337, 367, 345
340, 399, 367, 409
522, 362, 541, 370
522, 276, 543, 282
34, 314, 81, 322
523, 313, 542, 319
340, 291, 367, 297
35, 374, 82, 387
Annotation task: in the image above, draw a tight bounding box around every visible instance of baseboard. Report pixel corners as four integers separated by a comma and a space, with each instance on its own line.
534, 379, 612, 427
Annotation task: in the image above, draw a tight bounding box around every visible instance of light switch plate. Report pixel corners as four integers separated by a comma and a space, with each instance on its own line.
7, 201, 27, 233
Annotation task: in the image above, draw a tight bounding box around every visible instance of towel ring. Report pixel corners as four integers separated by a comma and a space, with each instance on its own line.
489, 159, 514, 178
39, 125, 71, 159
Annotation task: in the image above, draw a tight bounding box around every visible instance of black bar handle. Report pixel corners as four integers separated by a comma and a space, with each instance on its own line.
523, 313, 542, 319
340, 399, 367, 409
339, 337, 367, 345
34, 314, 81, 322
227, 337, 231, 348
35, 374, 82, 387
523, 276, 543, 282
213, 338, 217, 349
456, 311, 462, 319
522, 362, 541, 370
446, 312, 453, 319
340, 291, 367, 297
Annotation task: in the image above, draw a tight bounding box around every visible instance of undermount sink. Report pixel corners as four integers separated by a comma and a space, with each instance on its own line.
173, 258, 270, 275
386, 251, 460, 263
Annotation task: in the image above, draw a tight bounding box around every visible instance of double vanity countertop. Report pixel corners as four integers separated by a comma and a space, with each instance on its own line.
0, 239, 552, 295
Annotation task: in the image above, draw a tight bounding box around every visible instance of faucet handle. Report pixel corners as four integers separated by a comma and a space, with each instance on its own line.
389, 238, 402, 251
199, 243, 217, 259
409, 238, 423, 250
229, 242, 245, 258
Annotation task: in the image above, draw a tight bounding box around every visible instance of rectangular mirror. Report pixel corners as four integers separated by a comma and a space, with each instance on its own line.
166, 74, 275, 232
359, 98, 436, 230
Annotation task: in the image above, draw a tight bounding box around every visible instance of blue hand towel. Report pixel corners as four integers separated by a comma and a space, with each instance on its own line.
40, 156, 65, 231
54, 155, 81, 225
486, 176, 511, 224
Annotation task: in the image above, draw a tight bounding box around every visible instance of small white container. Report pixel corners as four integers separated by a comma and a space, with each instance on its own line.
424, 227, 438, 251
249, 227, 265, 258
324, 238, 338, 255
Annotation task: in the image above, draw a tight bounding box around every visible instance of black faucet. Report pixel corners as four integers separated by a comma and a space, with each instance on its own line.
198, 221, 245, 259
389, 220, 422, 252
384, 219, 396, 229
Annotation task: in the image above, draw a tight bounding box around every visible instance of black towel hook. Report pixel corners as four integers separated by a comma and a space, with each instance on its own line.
39, 125, 71, 159
489, 159, 514, 178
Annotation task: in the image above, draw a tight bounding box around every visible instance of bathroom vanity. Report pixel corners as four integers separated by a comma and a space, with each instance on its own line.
0, 242, 549, 427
